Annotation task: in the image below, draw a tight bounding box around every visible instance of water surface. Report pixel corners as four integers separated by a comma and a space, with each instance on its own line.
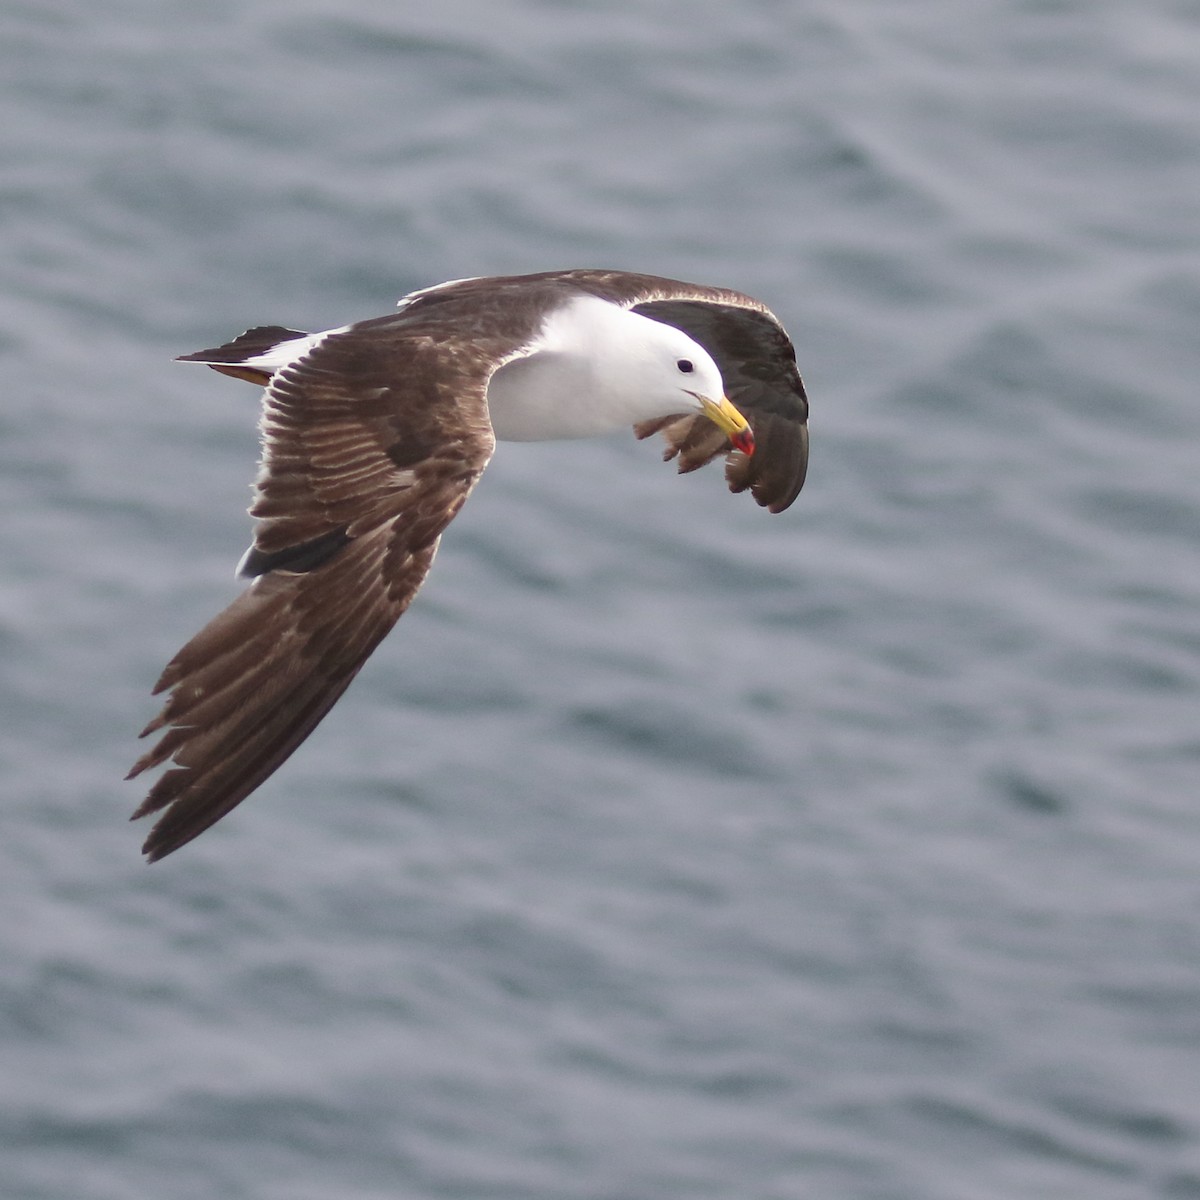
2, 1, 1199, 1197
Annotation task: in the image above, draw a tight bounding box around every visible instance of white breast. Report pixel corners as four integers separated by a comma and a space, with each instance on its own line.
485, 295, 713, 442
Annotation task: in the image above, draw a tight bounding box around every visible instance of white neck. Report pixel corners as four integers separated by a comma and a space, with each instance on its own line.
486, 296, 704, 442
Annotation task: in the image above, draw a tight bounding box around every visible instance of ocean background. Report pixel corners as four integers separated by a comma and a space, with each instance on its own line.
3, 1, 1200, 1197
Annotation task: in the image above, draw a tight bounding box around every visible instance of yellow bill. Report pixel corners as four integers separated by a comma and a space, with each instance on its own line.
697, 393, 756, 456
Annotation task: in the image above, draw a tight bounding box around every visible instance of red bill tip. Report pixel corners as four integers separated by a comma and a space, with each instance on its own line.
731, 426, 756, 457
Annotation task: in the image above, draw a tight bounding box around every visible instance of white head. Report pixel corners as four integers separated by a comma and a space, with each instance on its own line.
602, 310, 723, 407
487, 294, 754, 450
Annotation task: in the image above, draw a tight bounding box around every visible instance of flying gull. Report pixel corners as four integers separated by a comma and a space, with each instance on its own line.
128, 269, 809, 860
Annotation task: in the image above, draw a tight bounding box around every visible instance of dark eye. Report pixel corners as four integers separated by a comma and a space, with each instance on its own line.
676, 359, 694, 374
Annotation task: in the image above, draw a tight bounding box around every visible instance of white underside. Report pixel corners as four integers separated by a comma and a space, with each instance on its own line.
237, 325, 352, 373
486, 353, 640, 440
485, 295, 718, 442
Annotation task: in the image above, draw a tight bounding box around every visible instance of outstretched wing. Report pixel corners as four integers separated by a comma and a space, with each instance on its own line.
128, 324, 500, 861
628, 298, 809, 514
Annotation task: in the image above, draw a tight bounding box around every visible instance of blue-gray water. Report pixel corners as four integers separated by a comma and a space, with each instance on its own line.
3, 1, 1200, 1197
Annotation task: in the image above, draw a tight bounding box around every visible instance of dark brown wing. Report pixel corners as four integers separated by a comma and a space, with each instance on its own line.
128, 325, 501, 861
629, 298, 809, 513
